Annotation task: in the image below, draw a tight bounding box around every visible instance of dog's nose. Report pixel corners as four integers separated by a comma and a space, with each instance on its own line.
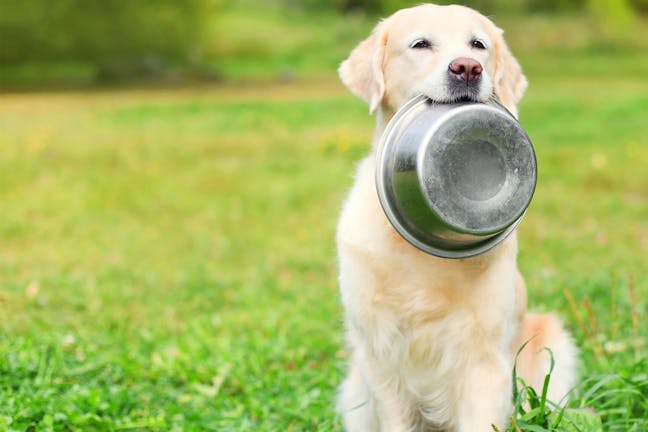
448, 58, 483, 82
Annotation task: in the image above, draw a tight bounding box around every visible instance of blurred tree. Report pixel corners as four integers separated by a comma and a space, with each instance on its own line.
587, 0, 636, 37
0, 0, 220, 80
588, 0, 635, 20
526, 0, 585, 12
631, 0, 648, 13
282, 0, 647, 14
331, 0, 518, 14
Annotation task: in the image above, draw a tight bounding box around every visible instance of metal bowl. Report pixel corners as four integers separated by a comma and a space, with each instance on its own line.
376, 95, 537, 258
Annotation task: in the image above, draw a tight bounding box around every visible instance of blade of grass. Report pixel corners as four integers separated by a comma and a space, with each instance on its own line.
510, 416, 522, 432
513, 338, 536, 403
628, 274, 639, 361
563, 289, 591, 340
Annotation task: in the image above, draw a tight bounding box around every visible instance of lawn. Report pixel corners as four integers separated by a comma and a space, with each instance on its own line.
1, 24, 647, 432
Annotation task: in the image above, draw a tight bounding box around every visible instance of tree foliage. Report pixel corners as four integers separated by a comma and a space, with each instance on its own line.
286, 0, 645, 14
0, 0, 219, 78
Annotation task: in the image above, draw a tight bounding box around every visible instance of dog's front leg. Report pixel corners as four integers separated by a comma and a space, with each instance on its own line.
369, 373, 417, 432
454, 355, 513, 432
340, 347, 417, 432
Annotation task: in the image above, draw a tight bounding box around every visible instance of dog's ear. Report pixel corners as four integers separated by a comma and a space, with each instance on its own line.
490, 26, 527, 117
339, 21, 388, 114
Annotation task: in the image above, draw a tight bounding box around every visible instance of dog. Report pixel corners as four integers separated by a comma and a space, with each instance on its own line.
336, 4, 577, 431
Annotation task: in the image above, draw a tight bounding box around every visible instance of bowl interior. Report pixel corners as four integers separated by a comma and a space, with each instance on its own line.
418, 104, 536, 235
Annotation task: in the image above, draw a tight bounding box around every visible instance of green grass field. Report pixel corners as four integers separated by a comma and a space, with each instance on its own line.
1, 12, 648, 431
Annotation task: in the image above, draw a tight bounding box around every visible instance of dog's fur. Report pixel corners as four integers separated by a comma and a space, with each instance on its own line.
336, 4, 577, 431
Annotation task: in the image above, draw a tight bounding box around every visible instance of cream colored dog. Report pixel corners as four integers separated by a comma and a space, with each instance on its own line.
336, 4, 577, 431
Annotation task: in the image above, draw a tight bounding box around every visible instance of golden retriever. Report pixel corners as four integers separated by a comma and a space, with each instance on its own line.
336, 4, 577, 431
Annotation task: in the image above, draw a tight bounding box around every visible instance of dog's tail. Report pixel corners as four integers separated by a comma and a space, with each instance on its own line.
514, 313, 579, 405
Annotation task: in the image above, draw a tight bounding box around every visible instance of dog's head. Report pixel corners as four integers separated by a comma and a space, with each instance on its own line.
339, 4, 527, 117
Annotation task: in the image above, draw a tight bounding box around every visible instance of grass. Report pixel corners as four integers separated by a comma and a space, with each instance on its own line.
1, 8, 647, 432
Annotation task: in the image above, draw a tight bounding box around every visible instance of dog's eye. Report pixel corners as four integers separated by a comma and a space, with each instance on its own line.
410, 39, 431, 49
471, 39, 487, 50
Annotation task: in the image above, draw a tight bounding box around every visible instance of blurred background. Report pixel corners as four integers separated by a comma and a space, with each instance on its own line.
1, 1, 646, 431
1, 0, 648, 87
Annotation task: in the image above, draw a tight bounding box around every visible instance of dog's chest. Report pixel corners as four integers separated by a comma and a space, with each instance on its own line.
338, 154, 519, 365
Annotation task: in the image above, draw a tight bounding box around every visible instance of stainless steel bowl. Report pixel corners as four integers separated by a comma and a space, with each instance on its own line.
376, 95, 537, 258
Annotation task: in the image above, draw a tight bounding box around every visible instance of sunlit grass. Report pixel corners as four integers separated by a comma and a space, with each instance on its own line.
0, 42, 646, 432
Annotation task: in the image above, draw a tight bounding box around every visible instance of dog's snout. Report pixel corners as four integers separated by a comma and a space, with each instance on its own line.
448, 58, 483, 82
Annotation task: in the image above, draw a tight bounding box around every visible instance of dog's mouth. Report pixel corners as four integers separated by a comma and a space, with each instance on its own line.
425, 94, 482, 105
450, 95, 479, 103
424, 81, 487, 105
424, 88, 496, 105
